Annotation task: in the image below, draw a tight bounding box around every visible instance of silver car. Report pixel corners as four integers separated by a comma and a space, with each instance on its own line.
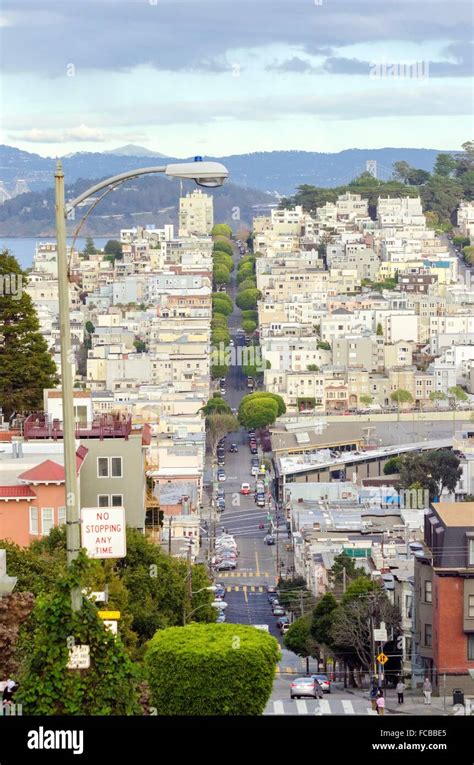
290, 677, 323, 700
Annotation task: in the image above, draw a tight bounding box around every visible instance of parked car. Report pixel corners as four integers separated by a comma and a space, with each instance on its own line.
217, 456, 225, 467
266, 585, 278, 594
229, 443, 238, 453
281, 623, 290, 635
268, 593, 278, 604
264, 534, 275, 545
256, 496, 266, 507
250, 445, 258, 455
251, 465, 259, 476
273, 605, 285, 616
290, 677, 323, 700
217, 488, 225, 499
251, 456, 259, 466
219, 377, 226, 386
240, 482, 251, 494
217, 498, 225, 511
217, 469, 226, 481
215, 561, 236, 571
311, 674, 331, 693
247, 376, 254, 388
276, 616, 290, 629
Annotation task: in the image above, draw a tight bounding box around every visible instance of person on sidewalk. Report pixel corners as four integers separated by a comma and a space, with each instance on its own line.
423, 677, 432, 705
396, 679, 406, 704
376, 691, 385, 716
370, 683, 378, 711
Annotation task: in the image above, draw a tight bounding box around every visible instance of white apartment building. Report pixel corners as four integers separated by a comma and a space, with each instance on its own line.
178, 189, 213, 236
457, 201, 474, 241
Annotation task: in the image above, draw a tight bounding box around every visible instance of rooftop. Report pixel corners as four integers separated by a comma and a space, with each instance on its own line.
432, 502, 474, 527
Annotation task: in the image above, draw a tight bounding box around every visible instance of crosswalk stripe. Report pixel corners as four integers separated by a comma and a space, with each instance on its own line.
226, 586, 231, 592
295, 700, 308, 715
235, 586, 239, 592
251, 585, 255, 592
273, 700, 285, 715
242, 586, 246, 592
319, 699, 331, 715
341, 700, 355, 714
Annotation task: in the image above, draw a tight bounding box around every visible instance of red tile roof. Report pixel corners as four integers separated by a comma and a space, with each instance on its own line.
18, 447, 89, 483
0, 486, 37, 499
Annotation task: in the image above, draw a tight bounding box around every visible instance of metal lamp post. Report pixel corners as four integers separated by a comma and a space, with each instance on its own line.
55, 159, 229, 610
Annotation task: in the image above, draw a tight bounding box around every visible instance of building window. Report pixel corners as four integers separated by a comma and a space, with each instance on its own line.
469, 538, 474, 566
98, 495, 109, 508
58, 507, 66, 526
98, 457, 109, 477
468, 635, 474, 661
42, 508, 54, 536
111, 495, 123, 507
469, 595, 474, 619
111, 457, 123, 477
405, 636, 413, 660
29, 506, 38, 535
424, 580, 432, 603
405, 595, 413, 619
424, 624, 432, 647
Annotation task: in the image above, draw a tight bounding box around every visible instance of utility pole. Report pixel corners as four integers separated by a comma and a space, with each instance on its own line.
183, 544, 193, 625
55, 161, 82, 613
342, 566, 347, 594
168, 515, 172, 555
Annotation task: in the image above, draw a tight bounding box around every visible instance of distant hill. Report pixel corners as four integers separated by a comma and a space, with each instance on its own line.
0, 174, 276, 236
102, 144, 167, 158
0, 144, 454, 198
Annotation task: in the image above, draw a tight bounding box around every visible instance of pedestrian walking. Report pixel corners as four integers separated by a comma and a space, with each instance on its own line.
376, 692, 385, 715
369, 683, 378, 711
2, 679, 18, 706
396, 679, 406, 704
423, 677, 432, 705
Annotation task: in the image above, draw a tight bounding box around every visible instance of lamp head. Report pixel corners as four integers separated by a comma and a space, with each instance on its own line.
165, 161, 228, 188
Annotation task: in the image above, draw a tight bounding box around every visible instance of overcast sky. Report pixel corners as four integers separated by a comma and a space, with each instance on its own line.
1, 0, 473, 157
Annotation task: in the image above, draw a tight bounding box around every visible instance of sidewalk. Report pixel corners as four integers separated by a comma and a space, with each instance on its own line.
343, 686, 468, 716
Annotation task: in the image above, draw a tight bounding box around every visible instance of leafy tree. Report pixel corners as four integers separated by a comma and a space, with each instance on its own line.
211, 314, 228, 329
317, 340, 331, 351
434, 153, 457, 177
238, 278, 257, 292
398, 449, 461, 502
211, 224, 232, 238
239, 255, 255, 268
104, 239, 123, 258
205, 413, 239, 456
376, 322, 383, 336
213, 241, 233, 257
429, 390, 447, 407
213, 252, 234, 271
407, 168, 431, 186
0, 250, 59, 418
360, 394, 373, 406
448, 385, 468, 405
0, 591, 35, 677
390, 389, 414, 406
238, 398, 278, 429
242, 319, 257, 334
145, 623, 280, 715
453, 236, 470, 248
393, 160, 411, 183
211, 363, 230, 379
236, 264, 254, 283
306, 364, 319, 372
284, 613, 319, 659
463, 246, 474, 266
212, 297, 233, 316
201, 396, 232, 416
429, 449, 462, 497
212, 292, 233, 311
310, 593, 338, 647
239, 392, 286, 417
421, 175, 464, 223
329, 552, 366, 591
16, 553, 140, 715
236, 289, 262, 311
383, 456, 401, 475
241, 309, 258, 323
133, 339, 147, 353
213, 265, 231, 285
211, 327, 230, 346
82, 237, 96, 256
85, 320, 95, 335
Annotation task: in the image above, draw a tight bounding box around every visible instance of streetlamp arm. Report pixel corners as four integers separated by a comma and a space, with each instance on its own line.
65, 165, 168, 214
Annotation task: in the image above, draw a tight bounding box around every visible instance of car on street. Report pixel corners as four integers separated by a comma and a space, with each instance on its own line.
219, 377, 226, 386
290, 677, 323, 700
272, 605, 285, 616
280, 623, 290, 634
251, 456, 259, 465
217, 469, 226, 481
251, 465, 259, 476
264, 534, 275, 545
266, 585, 278, 594
250, 445, 258, 454
215, 560, 236, 571
248, 430, 256, 437
217, 456, 225, 467
219, 388, 226, 396
214, 584, 226, 597
268, 592, 279, 603
229, 443, 238, 453
276, 616, 289, 628
240, 482, 251, 494
217, 499, 225, 511
311, 674, 331, 693
256, 495, 266, 507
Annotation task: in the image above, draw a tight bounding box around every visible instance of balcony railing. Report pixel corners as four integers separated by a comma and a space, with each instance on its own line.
24, 412, 132, 441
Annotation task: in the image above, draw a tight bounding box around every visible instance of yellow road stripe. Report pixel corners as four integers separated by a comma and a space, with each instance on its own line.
242, 585, 246, 592
255, 548, 260, 577
235, 586, 239, 592
251, 585, 255, 592
244, 588, 248, 604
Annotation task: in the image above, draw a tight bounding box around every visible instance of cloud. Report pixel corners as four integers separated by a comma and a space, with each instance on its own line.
266, 57, 319, 74
0, 0, 472, 76
15, 124, 107, 143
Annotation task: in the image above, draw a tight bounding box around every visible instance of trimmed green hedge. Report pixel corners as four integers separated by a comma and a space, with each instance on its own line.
145, 623, 280, 715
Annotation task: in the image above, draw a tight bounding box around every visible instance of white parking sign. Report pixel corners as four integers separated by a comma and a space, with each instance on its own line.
81, 507, 126, 559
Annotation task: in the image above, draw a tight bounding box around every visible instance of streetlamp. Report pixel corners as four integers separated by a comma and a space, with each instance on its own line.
55, 158, 229, 610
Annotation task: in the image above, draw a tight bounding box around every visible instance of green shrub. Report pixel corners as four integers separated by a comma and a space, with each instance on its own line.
145, 623, 280, 715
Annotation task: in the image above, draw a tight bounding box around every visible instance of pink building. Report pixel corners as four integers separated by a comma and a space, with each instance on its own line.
0, 446, 88, 547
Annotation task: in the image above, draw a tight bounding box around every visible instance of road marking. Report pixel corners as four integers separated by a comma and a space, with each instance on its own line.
295, 700, 308, 715
235, 586, 239, 592
319, 699, 331, 714
342, 700, 355, 714
255, 547, 260, 577
250, 585, 255, 592
242, 585, 247, 592
273, 700, 284, 715
244, 588, 248, 603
